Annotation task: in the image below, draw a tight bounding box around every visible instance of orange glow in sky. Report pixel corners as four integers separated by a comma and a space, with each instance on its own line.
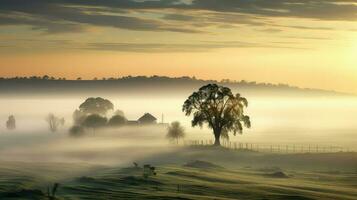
1, 0, 357, 93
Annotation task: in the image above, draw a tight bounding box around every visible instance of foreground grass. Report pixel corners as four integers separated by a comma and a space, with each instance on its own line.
0, 148, 356, 200
59, 164, 357, 200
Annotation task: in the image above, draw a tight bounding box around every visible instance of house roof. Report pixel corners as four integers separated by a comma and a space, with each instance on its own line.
138, 113, 157, 122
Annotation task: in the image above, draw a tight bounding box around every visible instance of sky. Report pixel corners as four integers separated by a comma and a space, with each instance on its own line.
0, 0, 357, 93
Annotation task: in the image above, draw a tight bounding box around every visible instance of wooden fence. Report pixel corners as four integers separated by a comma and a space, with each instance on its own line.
183, 140, 352, 153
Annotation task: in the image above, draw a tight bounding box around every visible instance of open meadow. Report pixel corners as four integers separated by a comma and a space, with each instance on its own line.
0, 146, 356, 200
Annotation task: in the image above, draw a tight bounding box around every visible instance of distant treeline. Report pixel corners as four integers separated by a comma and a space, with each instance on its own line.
0, 75, 303, 88
0, 75, 346, 96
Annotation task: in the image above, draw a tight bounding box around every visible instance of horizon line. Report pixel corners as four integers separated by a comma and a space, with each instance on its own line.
1, 74, 352, 95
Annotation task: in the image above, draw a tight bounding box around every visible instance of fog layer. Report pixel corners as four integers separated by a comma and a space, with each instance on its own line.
0, 94, 356, 164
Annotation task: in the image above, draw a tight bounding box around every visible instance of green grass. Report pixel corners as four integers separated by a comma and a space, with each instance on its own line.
0, 148, 356, 200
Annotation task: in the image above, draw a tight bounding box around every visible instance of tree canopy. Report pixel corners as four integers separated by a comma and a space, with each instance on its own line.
113, 110, 125, 117
183, 84, 251, 146
81, 114, 107, 134
79, 97, 114, 116
108, 115, 127, 127
73, 109, 86, 125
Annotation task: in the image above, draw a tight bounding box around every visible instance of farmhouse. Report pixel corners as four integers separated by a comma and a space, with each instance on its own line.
138, 113, 157, 124
127, 113, 157, 125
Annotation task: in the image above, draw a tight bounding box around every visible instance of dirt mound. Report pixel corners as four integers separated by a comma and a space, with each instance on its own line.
266, 171, 289, 178
184, 160, 223, 169
257, 166, 282, 172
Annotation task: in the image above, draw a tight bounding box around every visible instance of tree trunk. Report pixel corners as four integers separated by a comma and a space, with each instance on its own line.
213, 129, 221, 146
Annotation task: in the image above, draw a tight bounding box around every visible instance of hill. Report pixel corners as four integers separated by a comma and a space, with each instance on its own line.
0, 76, 349, 97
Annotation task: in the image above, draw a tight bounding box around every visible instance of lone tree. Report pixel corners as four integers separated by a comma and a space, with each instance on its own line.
46, 113, 64, 133
6, 115, 16, 130
166, 121, 185, 144
81, 114, 107, 134
79, 97, 114, 116
183, 84, 251, 146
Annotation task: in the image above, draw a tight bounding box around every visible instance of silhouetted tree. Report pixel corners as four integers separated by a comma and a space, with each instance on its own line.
46, 113, 64, 133
6, 115, 16, 130
183, 84, 251, 146
166, 121, 185, 144
81, 114, 107, 134
108, 115, 127, 127
69, 125, 85, 137
79, 97, 114, 116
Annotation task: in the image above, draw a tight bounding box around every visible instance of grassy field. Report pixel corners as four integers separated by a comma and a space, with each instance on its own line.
1, 147, 356, 200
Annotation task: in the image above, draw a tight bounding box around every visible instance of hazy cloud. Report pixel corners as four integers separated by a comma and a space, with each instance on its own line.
274, 24, 335, 31
187, 0, 357, 21
162, 14, 195, 21
0, 0, 355, 34
259, 28, 283, 33
284, 36, 332, 40
84, 41, 309, 52
0, 0, 201, 34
